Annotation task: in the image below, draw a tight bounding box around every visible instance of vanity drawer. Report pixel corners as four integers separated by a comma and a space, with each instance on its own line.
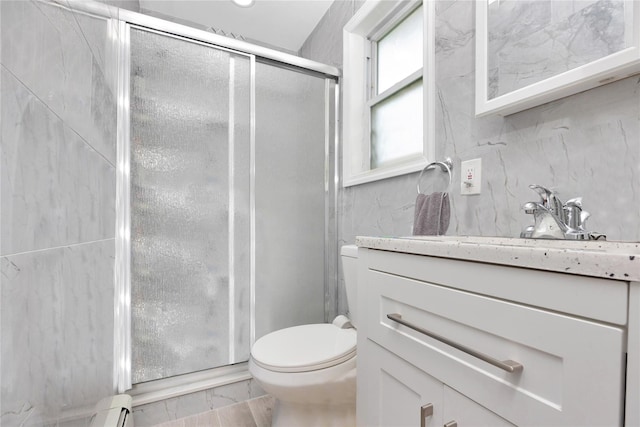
367, 249, 628, 325
363, 262, 626, 426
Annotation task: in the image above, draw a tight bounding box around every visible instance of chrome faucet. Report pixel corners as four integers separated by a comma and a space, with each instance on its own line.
520, 185, 605, 240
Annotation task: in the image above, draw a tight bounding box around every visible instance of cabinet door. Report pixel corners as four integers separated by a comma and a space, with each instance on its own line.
358, 339, 443, 427
442, 386, 515, 427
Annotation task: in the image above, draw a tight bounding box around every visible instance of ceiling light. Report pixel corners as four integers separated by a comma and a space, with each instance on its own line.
232, 0, 255, 7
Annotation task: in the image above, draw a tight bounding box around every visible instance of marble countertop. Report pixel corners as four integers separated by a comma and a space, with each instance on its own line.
355, 236, 640, 282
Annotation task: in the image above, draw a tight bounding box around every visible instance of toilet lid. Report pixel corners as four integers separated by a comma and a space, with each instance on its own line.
251, 324, 357, 373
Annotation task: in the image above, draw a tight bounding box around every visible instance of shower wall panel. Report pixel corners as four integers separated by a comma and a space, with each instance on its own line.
129, 28, 251, 383
1, 1, 117, 425
254, 64, 328, 340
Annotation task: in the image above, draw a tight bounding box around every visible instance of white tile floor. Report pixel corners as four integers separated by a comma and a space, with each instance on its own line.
153, 395, 274, 427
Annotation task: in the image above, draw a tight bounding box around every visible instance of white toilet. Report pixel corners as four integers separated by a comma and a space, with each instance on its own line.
249, 245, 359, 427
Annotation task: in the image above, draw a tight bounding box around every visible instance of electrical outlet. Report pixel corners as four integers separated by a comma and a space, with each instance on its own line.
461, 158, 482, 195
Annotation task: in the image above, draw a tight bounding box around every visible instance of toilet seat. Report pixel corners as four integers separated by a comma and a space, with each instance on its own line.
251, 323, 356, 373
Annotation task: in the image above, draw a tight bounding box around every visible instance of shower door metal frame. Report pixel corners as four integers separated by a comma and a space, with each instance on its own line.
99, 1, 341, 399
114, 18, 132, 395
116, 20, 258, 394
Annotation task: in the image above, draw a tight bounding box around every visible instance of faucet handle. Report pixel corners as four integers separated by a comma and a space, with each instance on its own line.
565, 197, 583, 209
522, 201, 540, 214
563, 197, 584, 229
529, 184, 552, 202
529, 184, 563, 216
580, 210, 591, 228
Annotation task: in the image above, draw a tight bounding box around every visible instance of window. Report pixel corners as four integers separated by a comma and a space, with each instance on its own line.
343, 0, 434, 186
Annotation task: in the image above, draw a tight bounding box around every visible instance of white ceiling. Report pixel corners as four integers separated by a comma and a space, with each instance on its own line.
139, 0, 335, 52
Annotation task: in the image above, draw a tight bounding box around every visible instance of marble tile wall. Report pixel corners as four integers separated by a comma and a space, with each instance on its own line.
299, 0, 640, 317
299, 0, 365, 320
96, 0, 139, 13
299, 0, 365, 69
1, 1, 117, 425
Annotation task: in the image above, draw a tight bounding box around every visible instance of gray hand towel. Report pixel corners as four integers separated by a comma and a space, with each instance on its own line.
413, 192, 450, 235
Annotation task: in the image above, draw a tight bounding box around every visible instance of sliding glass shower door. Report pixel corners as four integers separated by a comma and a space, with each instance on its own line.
128, 27, 252, 383
122, 23, 336, 388
254, 64, 332, 339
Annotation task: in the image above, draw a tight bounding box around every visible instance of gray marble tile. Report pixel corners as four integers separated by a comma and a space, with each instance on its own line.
247, 395, 274, 427
94, 0, 140, 13
1, 67, 116, 255
0, 0, 117, 164
217, 402, 256, 427
189, 410, 221, 427
58, 415, 93, 427
132, 379, 266, 427
435, 1, 475, 77
206, 379, 266, 415
133, 397, 182, 427
62, 2, 112, 84
247, 378, 266, 399
298, 0, 364, 68
149, 395, 273, 427
0, 239, 115, 427
151, 396, 273, 427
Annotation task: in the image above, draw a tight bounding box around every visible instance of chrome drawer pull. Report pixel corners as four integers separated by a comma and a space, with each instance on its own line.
444, 421, 458, 427
387, 313, 524, 374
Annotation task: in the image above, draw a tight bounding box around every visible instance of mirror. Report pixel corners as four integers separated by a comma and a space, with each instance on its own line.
476, 0, 640, 117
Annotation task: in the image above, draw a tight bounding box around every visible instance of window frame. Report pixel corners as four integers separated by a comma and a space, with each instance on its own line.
343, 0, 435, 187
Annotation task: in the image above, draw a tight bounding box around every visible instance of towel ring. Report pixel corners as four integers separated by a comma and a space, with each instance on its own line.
417, 157, 453, 194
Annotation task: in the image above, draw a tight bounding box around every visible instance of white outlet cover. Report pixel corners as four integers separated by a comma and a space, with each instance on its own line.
461, 158, 482, 195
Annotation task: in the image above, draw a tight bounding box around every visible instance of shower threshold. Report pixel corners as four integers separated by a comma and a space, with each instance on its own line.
129, 362, 252, 407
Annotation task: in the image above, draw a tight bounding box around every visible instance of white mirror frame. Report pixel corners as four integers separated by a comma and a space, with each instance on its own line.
476, 0, 640, 117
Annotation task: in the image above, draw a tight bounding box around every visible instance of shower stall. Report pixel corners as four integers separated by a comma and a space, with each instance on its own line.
115, 9, 339, 394
0, 1, 339, 424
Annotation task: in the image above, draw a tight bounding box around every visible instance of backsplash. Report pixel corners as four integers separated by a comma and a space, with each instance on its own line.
300, 0, 639, 315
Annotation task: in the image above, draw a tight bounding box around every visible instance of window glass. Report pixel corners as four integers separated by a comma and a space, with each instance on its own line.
371, 79, 423, 168
376, 5, 423, 94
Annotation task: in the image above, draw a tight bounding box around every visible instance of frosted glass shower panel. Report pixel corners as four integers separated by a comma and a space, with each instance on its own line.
254, 64, 328, 340
129, 28, 251, 383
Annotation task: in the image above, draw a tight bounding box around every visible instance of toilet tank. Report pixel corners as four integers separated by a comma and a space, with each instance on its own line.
340, 245, 359, 328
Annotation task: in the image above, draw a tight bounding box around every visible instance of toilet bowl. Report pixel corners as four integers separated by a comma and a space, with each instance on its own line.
249, 245, 359, 427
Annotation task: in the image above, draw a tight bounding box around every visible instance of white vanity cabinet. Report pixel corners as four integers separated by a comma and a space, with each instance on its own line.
356, 245, 633, 427
360, 339, 515, 427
